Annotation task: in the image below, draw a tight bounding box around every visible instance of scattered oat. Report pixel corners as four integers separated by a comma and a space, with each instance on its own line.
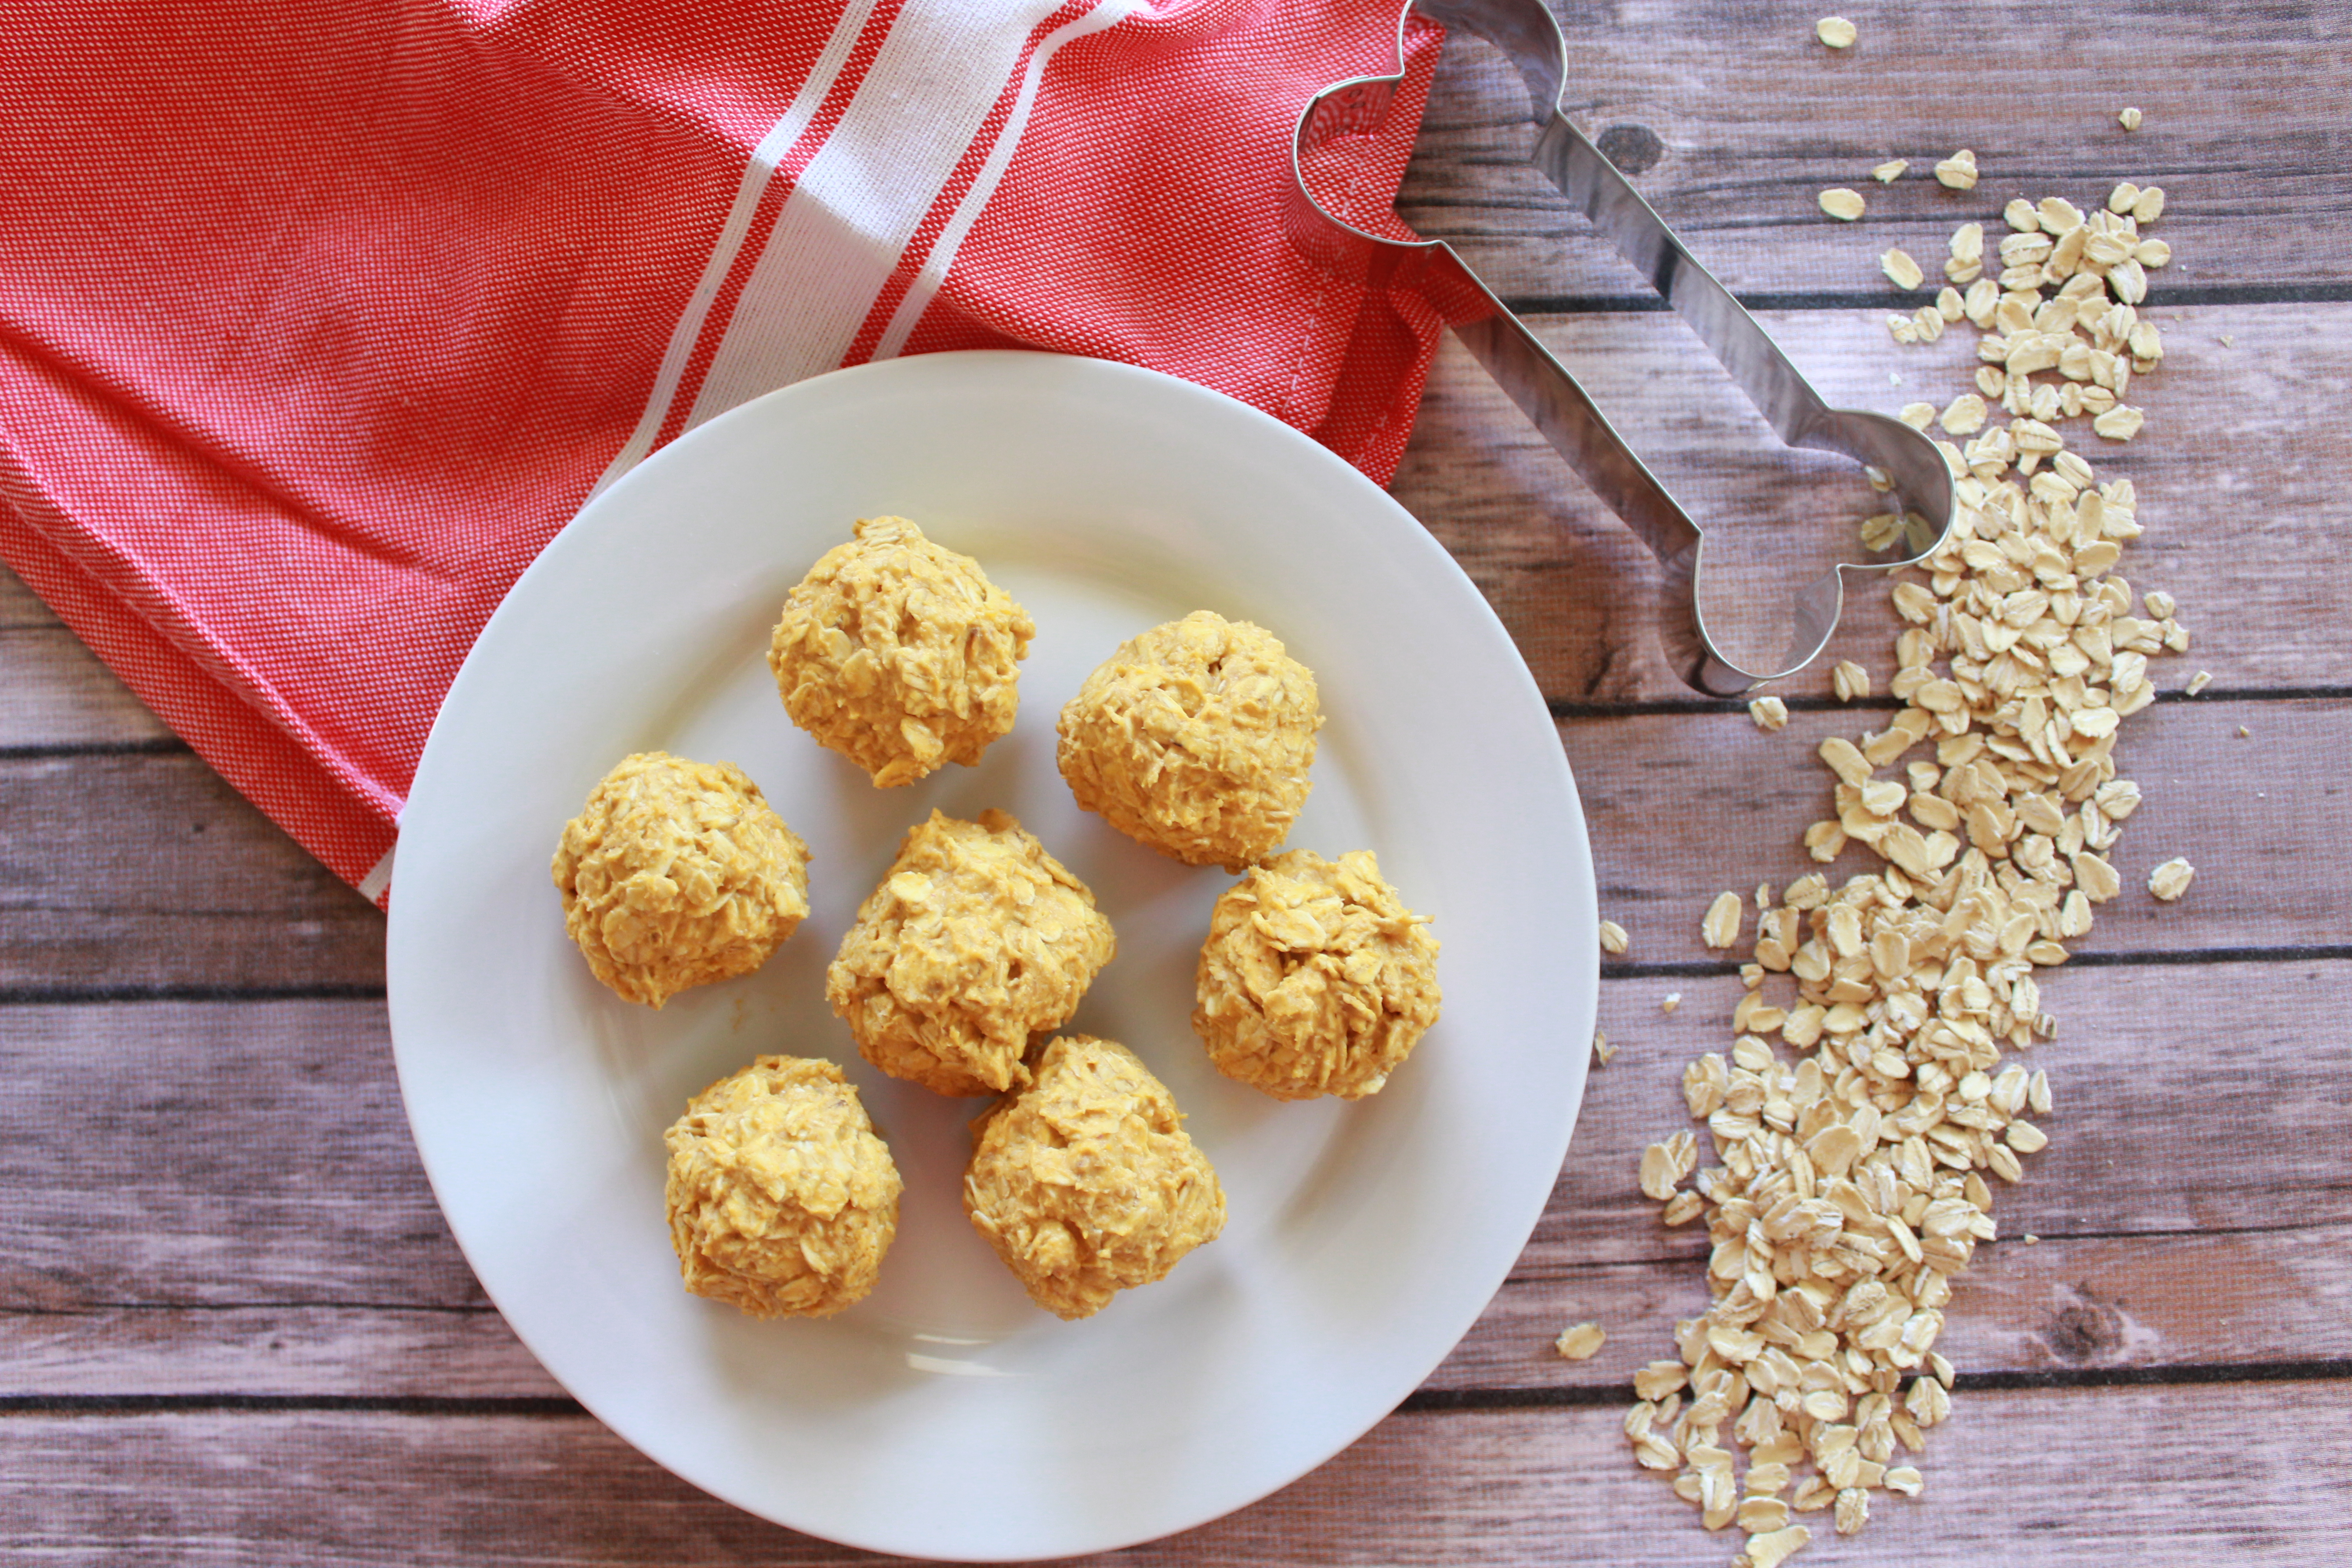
1556, 1321, 1606, 1360
1939, 393, 1988, 436
2118, 106, 2143, 130
1592, 1029, 1617, 1065
1599, 919, 1631, 956
1820, 187, 1867, 221
2092, 405, 2146, 441
1703, 891, 1745, 950
1751, 696, 1792, 731
1622, 170, 2194, 1556
2149, 857, 2195, 901
1873, 159, 1908, 182
2185, 671, 2212, 696
2238, 725, 2251, 738
1625, 169, 2193, 1557
1831, 661, 1872, 702
1816, 15, 1857, 48
1932, 148, 1978, 190
1637, 1136, 1699, 1201
1946, 222, 1985, 284
1882, 247, 1926, 291
1660, 991, 1681, 1015
2037, 196, 2085, 235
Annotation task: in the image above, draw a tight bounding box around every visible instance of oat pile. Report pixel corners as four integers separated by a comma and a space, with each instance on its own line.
1616, 164, 2191, 1566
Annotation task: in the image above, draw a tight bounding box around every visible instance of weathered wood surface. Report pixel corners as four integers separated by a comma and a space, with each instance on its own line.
5, 958, 2343, 1392
5, 695, 2338, 994
1399, 6, 2352, 299
3, 1384, 2345, 1566
1396, 305, 2352, 699
5, 2, 2349, 1562
9, 959, 2342, 1382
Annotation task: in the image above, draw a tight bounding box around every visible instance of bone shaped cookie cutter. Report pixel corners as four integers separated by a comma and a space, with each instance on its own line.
1287, 0, 1957, 697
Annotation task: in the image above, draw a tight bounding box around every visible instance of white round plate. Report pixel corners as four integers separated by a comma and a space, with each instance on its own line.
387, 350, 1596, 1561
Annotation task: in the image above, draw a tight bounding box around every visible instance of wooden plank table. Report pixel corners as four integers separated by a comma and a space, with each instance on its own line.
7, 4, 2349, 1561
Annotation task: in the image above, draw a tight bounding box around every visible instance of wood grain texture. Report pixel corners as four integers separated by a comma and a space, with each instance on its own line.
1397, 5, 2352, 299
12, 1217, 2342, 1406
1545, 961, 2352, 1260
0, 1003, 472, 1311
7, 961, 2345, 1397
0, 570, 170, 746
2, 1383, 2345, 1565
1393, 305, 2352, 701
2, 687, 2339, 995
1441, 1226, 2352, 1392
1568, 701, 2352, 966
0, 752, 385, 993
0, 1306, 561, 1400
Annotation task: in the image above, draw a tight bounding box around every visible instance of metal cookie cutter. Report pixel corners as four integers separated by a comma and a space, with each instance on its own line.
1286, 0, 1957, 697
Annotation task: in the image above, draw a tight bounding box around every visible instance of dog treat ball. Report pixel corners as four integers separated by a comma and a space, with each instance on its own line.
663, 1055, 902, 1318
552, 751, 811, 1008
964, 1035, 1225, 1320
1193, 849, 1440, 1101
828, 809, 1116, 1098
1056, 610, 1322, 872
768, 516, 1034, 788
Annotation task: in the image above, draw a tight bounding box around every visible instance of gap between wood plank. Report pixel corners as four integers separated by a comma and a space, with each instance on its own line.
0, 738, 189, 759
1404, 1356, 2352, 1411
0, 1394, 584, 1417
0, 984, 389, 1004
7, 1353, 2347, 1419
6, 1219, 2339, 1318
1548, 686, 2352, 720
2, 680, 2333, 760
8, 942, 2351, 1005
1592, 946, 2352, 979
1499, 282, 2352, 316
1500, 1213, 2352, 1275
3, 681, 2334, 751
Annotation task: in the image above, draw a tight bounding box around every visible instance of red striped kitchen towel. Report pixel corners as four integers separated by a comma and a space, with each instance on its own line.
0, 0, 1446, 904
